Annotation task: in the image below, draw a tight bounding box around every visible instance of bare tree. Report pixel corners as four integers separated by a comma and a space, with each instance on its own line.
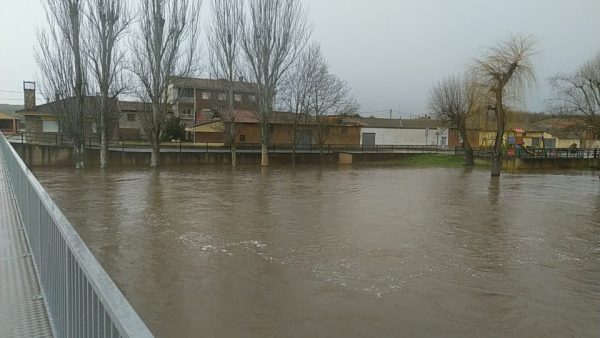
309, 55, 359, 161
548, 52, 600, 135
208, 0, 244, 168
278, 43, 321, 165
37, 0, 87, 169
130, 0, 201, 168
85, 0, 131, 168
429, 74, 487, 166
473, 35, 537, 176
241, 0, 311, 167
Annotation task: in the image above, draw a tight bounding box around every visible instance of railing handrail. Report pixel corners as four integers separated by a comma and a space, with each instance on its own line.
0, 131, 153, 338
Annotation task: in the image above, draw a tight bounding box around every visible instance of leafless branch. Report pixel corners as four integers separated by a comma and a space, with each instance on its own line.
241, 0, 311, 166
37, 0, 87, 168
84, 0, 132, 167
129, 0, 202, 167
472, 34, 537, 176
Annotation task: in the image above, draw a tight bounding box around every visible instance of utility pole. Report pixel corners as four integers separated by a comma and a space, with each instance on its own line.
389, 109, 392, 119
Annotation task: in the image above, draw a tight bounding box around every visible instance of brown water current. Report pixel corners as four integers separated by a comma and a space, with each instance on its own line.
32, 166, 600, 337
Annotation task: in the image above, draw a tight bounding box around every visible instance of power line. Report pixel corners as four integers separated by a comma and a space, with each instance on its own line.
0, 98, 27, 101
0, 89, 48, 96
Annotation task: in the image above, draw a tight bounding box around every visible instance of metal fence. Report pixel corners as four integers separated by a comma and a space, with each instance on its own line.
513, 147, 599, 159
455, 147, 600, 159
0, 132, 153, 338
7, 131, 455, 154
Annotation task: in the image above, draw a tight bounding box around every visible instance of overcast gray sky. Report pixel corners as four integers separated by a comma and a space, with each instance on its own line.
1, 0, 599, 117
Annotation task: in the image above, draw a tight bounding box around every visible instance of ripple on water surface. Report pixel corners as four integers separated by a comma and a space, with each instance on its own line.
33, 166, 600, 338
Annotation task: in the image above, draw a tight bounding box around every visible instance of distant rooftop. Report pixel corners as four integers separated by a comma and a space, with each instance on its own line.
169, 77, 260, 93
348, 117, 444, 129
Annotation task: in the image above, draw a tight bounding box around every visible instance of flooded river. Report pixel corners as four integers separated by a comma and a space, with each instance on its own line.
33, 166, 600, 337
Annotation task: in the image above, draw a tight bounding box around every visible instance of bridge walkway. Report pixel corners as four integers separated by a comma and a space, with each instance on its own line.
0, 144, 53, 337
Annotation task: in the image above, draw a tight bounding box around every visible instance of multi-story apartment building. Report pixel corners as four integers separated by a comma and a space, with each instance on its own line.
169, 77, 261, 128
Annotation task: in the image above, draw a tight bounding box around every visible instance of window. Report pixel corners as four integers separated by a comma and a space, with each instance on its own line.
202, 92, 211, 100
234, 94, 242, 102
178, 87, 194, 99
239, 135, 246, 142
218, 93, 226, 101
127, 113, 136, 122
180, 108, 193, 119
249, 95, 256, 102
42, 120, 59, 133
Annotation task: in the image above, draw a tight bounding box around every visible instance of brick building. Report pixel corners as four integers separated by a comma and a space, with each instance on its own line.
17, 81, 151, 142
168, 77, 262, 129
191, 112, 361, 147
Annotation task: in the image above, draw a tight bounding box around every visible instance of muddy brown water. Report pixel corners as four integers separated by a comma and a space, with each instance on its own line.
33, 166, 600, 337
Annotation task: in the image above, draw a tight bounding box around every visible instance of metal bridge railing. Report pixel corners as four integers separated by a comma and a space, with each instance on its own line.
0, 132, 153, 338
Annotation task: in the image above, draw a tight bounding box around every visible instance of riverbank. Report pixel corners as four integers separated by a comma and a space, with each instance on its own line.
11, 142, 599, 171
354, 154, 487, 168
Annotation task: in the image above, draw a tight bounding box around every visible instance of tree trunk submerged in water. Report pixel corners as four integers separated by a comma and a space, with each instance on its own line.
100, 109, 108, 169
261, 143, 269, 167
73, 144, 85, 169
261, 115, 269, 167
151, 144, 160, 168
459, 124, 474, 166
491, 91, 505, 177
231, 142, 237, 168
230, 121, 237, 168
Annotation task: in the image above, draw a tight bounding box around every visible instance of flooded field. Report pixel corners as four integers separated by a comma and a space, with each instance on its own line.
33, 166, 600, 337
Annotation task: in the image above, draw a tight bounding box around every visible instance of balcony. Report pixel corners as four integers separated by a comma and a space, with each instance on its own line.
179, 113, 195, 120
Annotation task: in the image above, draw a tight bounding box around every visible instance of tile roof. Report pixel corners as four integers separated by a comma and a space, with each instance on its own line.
17, 97, 154, 115
169, 77, 260, 93
118, 101, 152, 112
0, 112, 20, 120
347, 117, 445, 129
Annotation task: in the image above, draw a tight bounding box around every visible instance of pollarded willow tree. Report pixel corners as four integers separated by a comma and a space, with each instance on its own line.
130, 0, 201, 168
85, 0, 131, 169
241, 0, 312, 167
37, 0, 87, 169
429, 74, 488, 166
548, 52, 600, 135
473, 35, 537, 176
208, 0, 244, 168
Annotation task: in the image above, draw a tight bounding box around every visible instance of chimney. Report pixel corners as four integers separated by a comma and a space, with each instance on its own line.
23, 81, 36, 110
